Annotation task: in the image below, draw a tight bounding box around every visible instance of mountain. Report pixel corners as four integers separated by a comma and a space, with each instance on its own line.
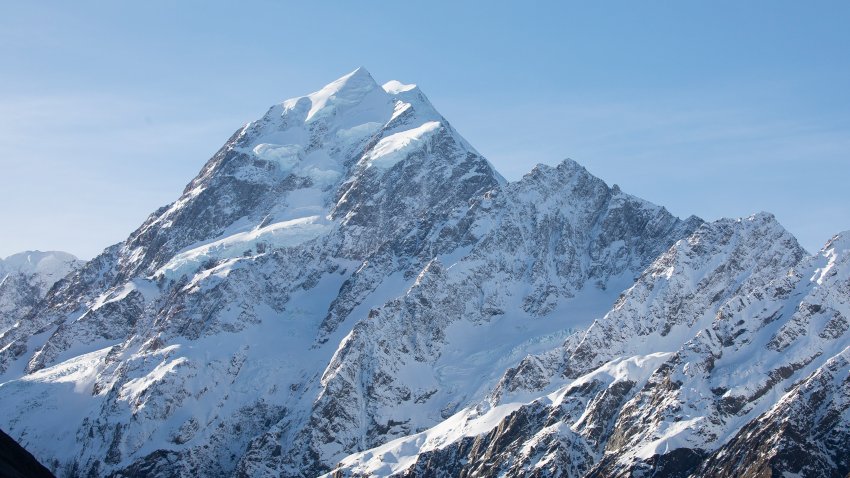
0, 251, 83, 334
0, 68, 847, 478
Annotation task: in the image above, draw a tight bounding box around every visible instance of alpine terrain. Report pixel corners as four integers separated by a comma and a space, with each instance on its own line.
0, 251, 83, 336
0, 68, 847, 478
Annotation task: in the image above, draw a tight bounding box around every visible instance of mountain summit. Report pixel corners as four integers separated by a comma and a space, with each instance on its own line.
0, 69, 847, 478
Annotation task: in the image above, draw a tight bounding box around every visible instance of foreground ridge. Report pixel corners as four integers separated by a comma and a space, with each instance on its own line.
0, 428, 56, 478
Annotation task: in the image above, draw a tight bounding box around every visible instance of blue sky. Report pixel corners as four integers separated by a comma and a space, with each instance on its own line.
1, 1, 848, 258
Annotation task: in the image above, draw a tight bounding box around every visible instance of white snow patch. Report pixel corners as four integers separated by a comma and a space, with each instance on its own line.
303, 67, 379, 122
0, 250, 81, 290
331, 352, 673, 477
362, 121, 441, 169
382, 80, 417, 94
389, 101, 413, 122
21, 346, 112, 394
336, 121, 383, 141
328, 404, 523, 477
252, 143, 302, 172
304, 166, 343, 185
119, 355, 188, 404
155, 216, 331, 280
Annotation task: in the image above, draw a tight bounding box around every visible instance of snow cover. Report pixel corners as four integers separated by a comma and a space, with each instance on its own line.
382, 80, 417, 94
361, 121, 441, 169
328, 352, 674, 477
154, 216, 332, 281
300, 67, 381, 122
251, 143, 302, 172
329, 404, 526, 477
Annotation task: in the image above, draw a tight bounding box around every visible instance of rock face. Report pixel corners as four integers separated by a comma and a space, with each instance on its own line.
695, 347, 850, 478
0, 68, 847, 478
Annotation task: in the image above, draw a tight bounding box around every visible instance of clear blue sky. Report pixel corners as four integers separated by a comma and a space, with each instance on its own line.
1, 1, 848, 258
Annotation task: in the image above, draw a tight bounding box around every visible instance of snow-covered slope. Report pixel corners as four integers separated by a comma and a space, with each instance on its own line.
235, 160, 699, 477
329, 228, 849, 478
491, 212, 805, 403
0, 68, 847, 478
0, 251, 83, 334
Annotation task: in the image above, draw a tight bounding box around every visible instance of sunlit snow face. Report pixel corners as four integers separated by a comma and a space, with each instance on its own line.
361, 120, 442, 169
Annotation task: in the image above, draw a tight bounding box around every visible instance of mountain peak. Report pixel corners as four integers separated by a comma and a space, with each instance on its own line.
745, 211, 777, 223
110, 67, 504, 277
556, 157, 589, 173
822, 230, 850, 255
301, 67, 381, 121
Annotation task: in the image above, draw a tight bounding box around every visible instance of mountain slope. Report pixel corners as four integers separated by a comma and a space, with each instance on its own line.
235, 160, 699, 476
492, 212, 804, 403
329, 227, 849, 478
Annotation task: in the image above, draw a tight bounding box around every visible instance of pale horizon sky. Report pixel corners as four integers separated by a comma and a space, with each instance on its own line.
1, 1, 848, 259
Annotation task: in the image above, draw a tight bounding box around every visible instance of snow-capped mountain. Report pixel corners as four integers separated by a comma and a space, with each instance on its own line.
0, 68, 847, 478
0, 250, 83, 335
